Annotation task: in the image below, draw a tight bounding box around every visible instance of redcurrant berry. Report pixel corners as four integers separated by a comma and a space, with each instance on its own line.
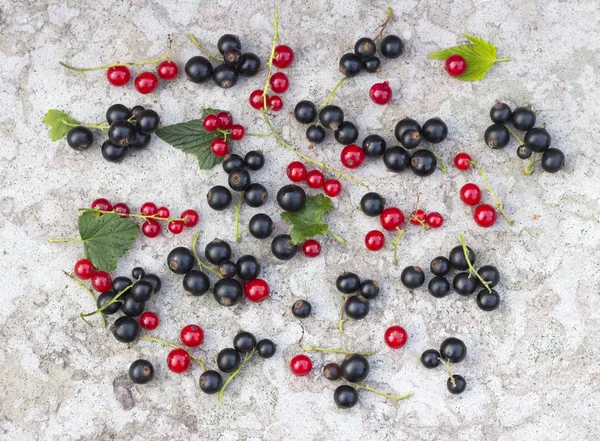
181, 209, 199, 227
290, 354, 312, 376
91, 271, 112, 293
106, 65, 131, 86
474, 204, 497, 228
134, 72, 159, 94
140, 311, 160, 330
306, 170, 325, 188
286, 161, 307, 182
168, 220, 185, 234
180, 324, 204, 347
140, 202, 157, 216
340, 144, 365, 169
269, 72, 289, 93
141, 219, 161, 238
380, 207, 404, 231
167, 348, 190, 373
273, 45, 294, 68
113, 202, 130, 218
156, 206, 170, 218
157, 60, 178, 80
91, 198, 112, 212
445, 54, 467, 77
365, 230, 385, 251
74, 258, 94, 280
426, 212, 444, 229
210, 138, 229, 157
269, 95, 283, 111
302, 239, 321, 258
369, 81, 392, 105
249, 90, 266, 110
454, 152, 472, 170
203, 114, 220, 132
410, 209, 427, 226
244, 279, 270, 302
323, 179, 342, 197
230, 124, 245, 140
216, 112, 233, 130
460, 183, 482, 206
384, 325, 408, 349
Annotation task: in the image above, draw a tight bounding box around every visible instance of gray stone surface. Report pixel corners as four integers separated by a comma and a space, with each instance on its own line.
1, 0, 599, 440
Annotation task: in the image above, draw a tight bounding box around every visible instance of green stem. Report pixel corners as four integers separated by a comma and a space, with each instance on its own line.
317, 76, 347, 110
48, 238, 83, 243
80, 207, 185, 223
459, 233, 491, 293
261, 7, 280, 109
505, 125, 524, 144
427, 145, 447, 174
63, 271, 106, 327
218, 350, 255, 403
469, 158, 514, 226
140, 335, 206, 371
59, 50, 170, 73
356, 384, 413, 401
524, 152, 536, 176
191, 232, 222, 278
234, 197, 244, 243
391, 227, 407, 267
373, 7, 394, 42
188, 33, 223, 61
496, 57, 512, 62
338, 295, 350, 335
328, 230, 346, 244
438, 357, 456, 387
81, 281, 135, 317
300, 346, 374, 356
62, 120, 109, 130
246, 133, 273, 137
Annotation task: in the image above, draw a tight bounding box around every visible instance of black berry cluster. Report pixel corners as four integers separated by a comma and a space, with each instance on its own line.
293, 101, 360, 149
326, 354, 370, 408
421, 337, 468, 394
339, 34, 405, 77
336, 272, 380, 322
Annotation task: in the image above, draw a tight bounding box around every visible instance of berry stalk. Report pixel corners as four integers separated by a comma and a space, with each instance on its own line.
391, 226, 407, 267
459, 233, 492, 293
505, 125, 535, 175
191, 232, 222, 278
188, 33, 224, 61
338, 295, 350, 334
261, 6, 280, 109
373, 7, 394, 42
427, 145, 447, 174
61, 120, 109, 130
234, 197, 244, 243
80, 280, 136, 318
63, 271, 106, 327
317, 76, 347, 110
437, 357, 456, 387
217, 350, 255, 403
468, 159, 514, 226
80, 207, 185, 223
140, 335, 206, 371
355, 383, 413, 401
299, 346, 374, 356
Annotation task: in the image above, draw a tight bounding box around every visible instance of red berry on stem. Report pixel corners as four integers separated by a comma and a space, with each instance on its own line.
74, 258, 94, 280
216, 112, 233, 130
203, 114, 220, 132
270, 72, 290, 93
140, 202, 158, 216
180, 324, 204, 347
380, 207, 405, 231
156, 206, 170, 218
290, 354, 312, 376
302, 239, 321, 258
410, 209, 427, 226
474, 204, 497, 228
323, 179, 342, 197
426, 212, 444, 229
210, 138, 229, 157
445, 54, 467, 77
140, 311, 160, 330
454, 152, 472, 171
340, 144, 365, 169
168, 220, 185, 234
365, 230, 385, 251
249, 90, 266, 110
106, 65, 131, 86
91, 271, 112, 293
134, 72, 159, 94
306, 170, 325, 188
230, 124, 245, 140
113, 202, 130, 218
141, 219, 161, 238
273, 45, 294, 68
91, 198, 112, 212
181, 209, 199, 227
460, 183, 482, 206
244, 279, 270, 302
167, 348, 190, 373
157, 60, 178, 80
286, 161, 307, 182
384, 325, 408, 349
268, 95, 283, 111
369, 81, 392, 105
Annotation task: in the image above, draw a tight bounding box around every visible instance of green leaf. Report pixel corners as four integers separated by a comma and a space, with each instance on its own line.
280, 194, 335, 244
43, 109, 80, 141
78, 211, 138, 271
429, 34, 509, 82
155, 108, 225, 170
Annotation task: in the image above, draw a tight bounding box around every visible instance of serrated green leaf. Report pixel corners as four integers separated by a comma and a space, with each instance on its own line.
78, 211, 138, 271
280, 194, 335, 244
43, 109, 80, 141
155, 108, 225, 170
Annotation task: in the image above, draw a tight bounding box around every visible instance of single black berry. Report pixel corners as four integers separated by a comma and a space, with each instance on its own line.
217, 348, 241, 373
205, 239, 231, 265
185, 56, 213, 83
136, 110, 160, 134
394, 118, 421, 142
362, 134, 386, 157
360, 192, 385, 216
401, 266, 425, 289
319, 105, 344, 130
294, 100, 317, 124
237, 53, 261, 77
218, 260, 237, 278
410, 149, 437, 176
511, 106, 536, 131
248, 213, 274, 239
223, 154, 245, 174
233, 331, 256, 354
440, 337, 467, 363
67, 126, 93, 151
421, 118, 448, 143
344, 295, 370, 319
354, 37, 377, 59
484, 124, 510, 149
212, 63, 239, 88
478, 265, 500, 288
384, 146, 411, 173
477, 288, 501, 311
336, 272, 361, 293
271, 234, 297, 260
243, 183, 268, 208
380, 35, 404, 58
449, 245, 475, 270
141, 274, 161, 294
447, 375, 467, 394
97, 291, 121, 315
244, 150, 264, 171
108, 120, 136, 146
106, 104, 131, 124
400, 129, 421, 149
362, 56, 381, 73
129, 359, 154, 384
339, 53, 362, 77
524, 127, 551, 152
430, 256, 451, 277
421, 349, 441, 368
341, 354, 370, 382
207, 185, 232, 211
517, 144, 532, 159
131, 267, 145, 279
334, 385, 359, 409
112, 276, 132, 294
256, 339, 276, 358
453, 272, 478, 296
131, 280, 153, 302
111, 316, 140, 343
306, 125, 326, 144
217, 34, 241, 55
131, 105, 145, 120
323, 362, 342, 381
228, 168, 251, 192
167, 247, 195, 274
490, 102, 512, 124
128, 129, 151, 150
359, 279, 379, 299
213, 278, 243, 306
183, 270, 210, 296
541, 148, 564, 173
101, 140, 128, 162
276, 185, 306, 212
291, 300, 311, 318
199, 370, 223, 394
236, 255, 261, 280
223, 48, 243, 66
334, 121, 359, 145
120, 293, 145, 317
428, 276, 450, 298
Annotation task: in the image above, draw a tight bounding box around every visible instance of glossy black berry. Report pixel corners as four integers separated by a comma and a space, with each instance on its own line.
101, 140, 127, 162
362, 134, 386, 157
112, 316, 140, 343
204, 239, 231, 265
449, 245, 475, 271
323, 362, 342, 381
339, 53, 362, 77
319, 105, 344, 130
428, 276, 450, 298
223, 48, 243, 66
276, 185, 306, 212
294, 100, 317, 124
129, 359, 154, 384
199, 370, 223, 394
421, 349, 441, 368
541, 148, 564, 173
237, 53, 261, 77
360, 192, 385, 217
218, 260, 237, 278
517, 144, 532, 159
401, 266, 425, 289
410, 149, 436, 176
108, 120, 136, 146
334, 385, 358, 409
306, 125, 326, 144
236, 255, 261, 280
453, 272, 478, 296
112, 276, 132, 294
511, 106, 536, 131
380, 35, 404, 58
212, 63, 239, 88
167, 247, 195, 274
66, 126, 93, 151
334, 121, 359, 145
244, 150, 264, 171
223, 154, 245, 174
120, 293, 145, 317
183, 270, 210, 296
394, 118, 421, 142
490, 102, 512, 124
207, 185, 232, 211
141, 274, 161, 294
244, 183, 268, 208
524, 127, 551, 152
354, 37, 377, 58
131, 280, 153, 302
344, 295, 370, 319
185, 56, 213, 83
359, 279, 379, 299
447, 375, 467, 394
228, 168, 251, 192
430, 256, 451, 277
271, 234, 297, 260
256, 339, 276, 358
128, 129, 151, 150
217, 34, 241, 55
217, 348, 241, 373
477, 289, 500, 311
421, 118, 448, 143
484, 124, 510, 149
440, 337, 467, 363
248, 213, 274, 239
233, 331, 256, 354
478, 265, 500, 288
213, 278, 243, 307
131, 105, 145, 120
97, 291, 121, 315
336, 272, 361, 293
131, 267, 145, 279
341, 354, 370, 383
291, 300, 311, 318
106, 104, 131, 124
384, 146, 411, 173
136, 109, 160, 134
362, 56, 381, 73
400, 129, 421, 149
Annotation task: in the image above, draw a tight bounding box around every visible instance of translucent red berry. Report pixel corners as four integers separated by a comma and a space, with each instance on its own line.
203, 114, 220, 132
290, 354, 312, 376
426, 212, 444, 229
91, 198, 112, 212
306, 170, 325, 188
244, 279, 270, 302
384, 325, 408, 349
365, 230, 385, 251
340, 144, 365, 169
180, 324, 204, 347
106, 65, 131, 86
140, 202, 158, 216
454, 152, 472, 170
157, 60, 179, 80
380, 207, 405, 231
445, 54, 467, 77
168, 220, 185, 234
369, 81, 392, 105
141, 219, 161, 238
249, 90, 266, 110
216, 112, 233, 130
460, 183, 482, 206
113, 202, 130, 218
410, 209, 427, 226
302, 239, 321, 258
210, 138, 229, 157
269, 95, 283, 111
474, 204, 497, 228
323, 179, 342, 197
74, 258, 94, 280
140, 311, 160, 330
273, 45, 294, 68
167, 348, 190, 373
286, 161, 307, 182
134, 72, 159, 94
156, 206, 170, 218
230, 124, 245, 140
91, 271, 112, 293
181, 209, 199, 227
270, 72, 290, 93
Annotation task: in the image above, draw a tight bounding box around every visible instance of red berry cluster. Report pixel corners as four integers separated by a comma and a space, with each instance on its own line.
454, 153, 498, 228
286, 161, 342, 197
167, 324, 205, 373
74, 258, 114, 293
202, 111, 246, 158
249, 44, 294, 111
107, 60, 178, 94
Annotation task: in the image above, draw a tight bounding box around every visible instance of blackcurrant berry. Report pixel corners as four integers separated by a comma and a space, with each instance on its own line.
128, 129, 151, 150
517, 144, 532, 159
223, 154, 245, 174
401, 266, 425, 289
339, 53, 362, 77
236, 255, 261, 280
233, 331, 256, 354
244, 150, 264, 171
248, 213, 274, 239
131, 105, 145, 120
360, 193, 385, 218
477, 289, 500, 311
217, 34, 241, 55
294, 100, 317, 124
428, 276, 450, 298
205, 239, 231, 265
336, 272, 361, 293
334, 385, 358, 409
228, 168, 251, 192
359, 279, 379, 299
323, 362, 342, 381
96, 291, 121, 315
291, 299, 311, 318
306, 125, 326, 144
276, 185, 306, 212
511, 106, 536, 131
430, 256, 451, 277
243, 183, 268, 207
207, 185, 232, 211
185, 56, 213, 83
199, 370, 223, 394
237, 53, 261, 77
131, 280, 153, 302
137, 109, 160, 134
421, 349, 441, 368
484, 124, 510, 149
354, 37, 377, 59
106, 104, 132, 124
112, 276, 132, 293
524, 127, 551, 152
447, 375, 467, 394
217, 348, 241, 373
344, 295, 370, 319
319, 105, 344, 130
440, 337, 467, 363
120, 293, 145, 317
341, 354, 370, 382
223, 48, 243, 66
449, 245, 475, 270
183, 270, 210, 296
101, 140, 128, 162
394, 118, 421, 142
453, 272, 478, 296
490, 102, 512, 124
541, 148, 564, 173
129, 359, 154, 384
132, 267, 145, 279
334, 121, 359, 145
141, 274, 161, 294
67, 126, 93, 150
218, 260, 237, 278
256, 339, 276, 358
379, 35, 404, 58
271, 234, 297, 261
421, 118, 448, 143
362, 56, 381, 73
212, 63, 239, 88
478, 265, 500, 288
362, 134, 386, 157
400, 129, 421, 149
108, 120, 136, 147
410, 149, 437, 176
213, 278, 243, 306
383, 146, 411, 173
111, 316, 140, 343
167, 247, 195, 274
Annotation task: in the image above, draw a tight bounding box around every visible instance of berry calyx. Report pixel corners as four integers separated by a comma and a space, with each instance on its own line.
273, 45, 294, 68
460, 183, 482, 206
167, 348, 190, 373
203, 114, 220, 132
384, 325, 408, 349
157, 60, 178, 80
302, 239, 321, 258
306, 170, 325, 188
290, 354, 312, 376
286, 161, 307, 182
454, 152, 472, 170
92, 198, 112, 212
426, 212, 444, 229
106, 65, 131, 86
380, 207, 405, 231
244, 279, 270, 302
323, 179, 342, 197
74, 258, 94, 280
181, 209, 199, 227
141, 219, 161, 238
340, 144, 365, 169
249, 90, 266, 110
474, 204, 497, 228
369, 81, 392, 105
445, 54, 467, 77
269, 72, 289, 93
268, 95, 283, 111
134, 72, 159, 94
168, 220, 185, 234
140, 202, 158, 216
230, 124, 245, 140
365, 230, 385, 251
210, 138, 229, 157
140, 311, 159, 330
180, 324, 204, 347
91, 271, 112, 293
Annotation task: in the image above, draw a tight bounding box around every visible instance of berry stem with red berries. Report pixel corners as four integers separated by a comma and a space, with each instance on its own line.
80, 207, 186, 223
355, 384, 413, 401
261, 6, 280, 109
139, 334, 206, 371
188, 33, 224, 61
191, 232, 223, 278
505, 124, 536, 175
459, 233, 492, 293
217, 349, 255, 403
373, 7, 394, 42
468, 159, 514, 226
63, 271, 106, 327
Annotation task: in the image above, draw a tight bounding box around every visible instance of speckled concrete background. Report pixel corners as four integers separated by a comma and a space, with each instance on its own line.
1, 0, 599, 440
